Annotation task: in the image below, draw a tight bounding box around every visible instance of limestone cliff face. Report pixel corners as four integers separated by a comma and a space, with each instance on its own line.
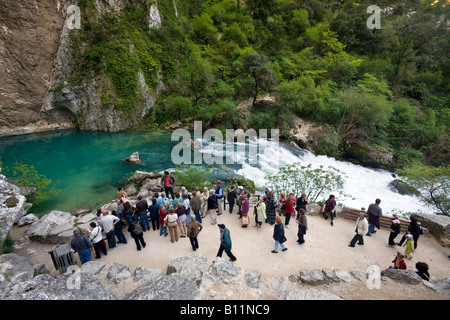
0, 0, 70, 136
0, 0, 162, 137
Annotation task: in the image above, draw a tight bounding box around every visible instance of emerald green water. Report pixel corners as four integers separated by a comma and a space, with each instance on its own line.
0, 130, 185, 215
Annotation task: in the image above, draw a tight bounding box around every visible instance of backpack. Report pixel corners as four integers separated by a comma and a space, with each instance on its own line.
133, 221, 143, 235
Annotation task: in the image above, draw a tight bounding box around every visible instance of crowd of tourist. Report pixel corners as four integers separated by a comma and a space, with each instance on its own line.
70, 172, 430, 281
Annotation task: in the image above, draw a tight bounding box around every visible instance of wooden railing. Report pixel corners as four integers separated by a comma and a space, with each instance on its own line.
342, 206, 410, 233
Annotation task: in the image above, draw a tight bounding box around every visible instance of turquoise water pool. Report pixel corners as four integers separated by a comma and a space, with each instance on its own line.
0, 130, 183, 214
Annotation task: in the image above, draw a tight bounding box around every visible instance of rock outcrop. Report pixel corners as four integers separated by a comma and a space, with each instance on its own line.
26, 210, 76, 244
0, 172, 27, 240
124, 152, 142, 165
342, 139, 394, 170
411, 213, 450, 247
1, 252, 449, 300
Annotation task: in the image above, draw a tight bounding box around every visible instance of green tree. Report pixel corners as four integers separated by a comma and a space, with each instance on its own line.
398, 164, 449, 215
164, 95, 194, 122
265, 163, 352, 203
240, 52, 276, 105
191, 13, 219, 45
6, 160, 61, 206
181, 44, 215, 104
173, 164, 215, 191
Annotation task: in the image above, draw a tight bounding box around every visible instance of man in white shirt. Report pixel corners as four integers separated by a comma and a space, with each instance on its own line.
101, 211, 119, 249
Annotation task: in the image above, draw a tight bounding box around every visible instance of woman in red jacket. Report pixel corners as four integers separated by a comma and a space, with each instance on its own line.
284, 193, 295, 229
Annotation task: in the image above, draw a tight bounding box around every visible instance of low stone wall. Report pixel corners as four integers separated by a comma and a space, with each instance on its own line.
1, 252, 448, 300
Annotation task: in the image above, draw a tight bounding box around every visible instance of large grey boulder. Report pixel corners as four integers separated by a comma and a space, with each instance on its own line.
80, 261, 106, 276
200, 257, 243, 290
411, 213, 450, 247
26, 210, 76, 243
124, 152, 142, 165
166, 252, 209, 286
0, 253, 34, 284
123, 274, 199, 300
104, 263, 132, 285
2, 273, 117, 300
306, 203, 322, 216
381, 268, 423, 285
244, 270, 262, 289
128, 170, 162, 184
0, 173, 27, 240
17, 213, 39, 226
299, 269, 325, 286
134, 266, 164, 284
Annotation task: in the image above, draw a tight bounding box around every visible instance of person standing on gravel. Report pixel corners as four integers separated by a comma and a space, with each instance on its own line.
71, 229, 93, 265
187, 214, 203, 251
272, 216, 288, 253
366, 198, 382, 236
348, 209, 369, 247
295, 208, 308, 244
215, 180, 224, 215
217, 224, 237, 262
265, 191, 277, 225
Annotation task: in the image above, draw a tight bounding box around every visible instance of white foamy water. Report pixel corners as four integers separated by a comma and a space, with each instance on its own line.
197, 138, 432, 216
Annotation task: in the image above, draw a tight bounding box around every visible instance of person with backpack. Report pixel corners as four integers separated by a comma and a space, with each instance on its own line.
89, 222, 107, 259
187, 214, 203, 251
127, 215, 146, 251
